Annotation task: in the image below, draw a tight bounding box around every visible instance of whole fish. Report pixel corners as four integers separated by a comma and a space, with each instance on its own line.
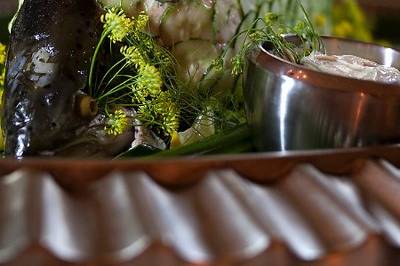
4, 0, 102, 158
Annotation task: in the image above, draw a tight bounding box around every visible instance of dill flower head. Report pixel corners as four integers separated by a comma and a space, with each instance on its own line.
155, 47, 173, 66
264, 12, 279, 26
0, 66, 4, 85
210, 57, 224, 71
0, 43, 6, 88
0, 43, 6, 65
104, 109, 129, 136
159, 105, 180, 135
134, 64, 162, 99
333, 20, 353, 38
136, 33, 156, 56
314, 14, 327, 28
0, 67, 5, 88
120, 46, 145, 68
101, 8, 134, 43
231, 55, 244, 76
249, 31, 264, 43
134, 12, 149, 32
155, 91, 180, 135
137, 92, 180, 135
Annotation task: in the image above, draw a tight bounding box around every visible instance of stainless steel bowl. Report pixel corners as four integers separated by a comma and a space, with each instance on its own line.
245, 36, 400, 151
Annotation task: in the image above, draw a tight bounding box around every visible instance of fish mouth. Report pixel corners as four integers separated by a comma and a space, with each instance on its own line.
5, 123, 87, 158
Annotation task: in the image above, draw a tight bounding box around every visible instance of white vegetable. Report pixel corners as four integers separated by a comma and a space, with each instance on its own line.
172, 110, 215, 147
160, 1, 214, 46
171, 40, 219, 84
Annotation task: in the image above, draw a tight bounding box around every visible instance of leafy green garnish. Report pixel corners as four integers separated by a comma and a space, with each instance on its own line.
223, 0, 325, 77
118, 124, 252, 158
88, 7, 180, 136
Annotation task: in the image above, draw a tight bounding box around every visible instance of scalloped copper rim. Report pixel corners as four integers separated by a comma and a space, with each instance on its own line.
1, 147, 400, 265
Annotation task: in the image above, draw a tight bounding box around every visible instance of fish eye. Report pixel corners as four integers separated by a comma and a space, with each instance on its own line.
76, 95, 98, 118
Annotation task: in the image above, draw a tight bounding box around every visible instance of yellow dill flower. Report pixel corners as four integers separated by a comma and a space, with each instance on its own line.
0, 43, 6, 65
231, 55, 243, 76
154, 91, 180, 135
155, 48, 173, 67
333, 20, 353, 38
0, 89, 4, 151
264, 12, 279, 26
0, 69, 4, 89
332, 0, 372, 42
134, 64, 162, 99
138, 92, 180, 135
159, 109, 180, 134
104, 109, 129, 136
314, 14, 327, 29
144, 35, 156, 53
0, 43, 6, 151
120, 46, 145, 68
0, 43, 6, 88
210, 57, 224, 71
134, 12, 149, 32
101, 8, 134, 43
249, 31, 264, 43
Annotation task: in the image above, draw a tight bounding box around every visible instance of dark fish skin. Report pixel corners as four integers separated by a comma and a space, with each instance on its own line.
4, 0, 102, 158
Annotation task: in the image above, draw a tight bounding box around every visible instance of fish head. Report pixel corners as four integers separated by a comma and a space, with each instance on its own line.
4, 46, 97, 157
3, 0, 102, 158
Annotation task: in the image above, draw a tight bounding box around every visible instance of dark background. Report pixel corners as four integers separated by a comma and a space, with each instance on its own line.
361, 0, 400, 46
0, 0, 17, 43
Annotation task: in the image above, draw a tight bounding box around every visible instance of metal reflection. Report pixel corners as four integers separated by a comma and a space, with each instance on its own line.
279, 77, 295, 151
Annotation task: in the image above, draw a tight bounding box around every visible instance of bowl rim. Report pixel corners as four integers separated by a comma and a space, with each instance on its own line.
249, 36, 400, 96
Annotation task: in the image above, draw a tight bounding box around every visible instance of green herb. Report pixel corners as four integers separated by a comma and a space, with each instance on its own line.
222, 0, 324, 78
88, 7, 180, 136
118, 124, 252, 158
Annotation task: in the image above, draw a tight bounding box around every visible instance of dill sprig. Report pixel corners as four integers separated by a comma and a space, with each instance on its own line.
215, 0, 325, 78
89, 8, 134, 92
104, 109, 129, 136
88, 7, 180, 137
101, 7, 134, 43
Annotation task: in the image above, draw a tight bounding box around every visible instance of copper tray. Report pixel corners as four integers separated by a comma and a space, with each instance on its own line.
1, 146, 400, 265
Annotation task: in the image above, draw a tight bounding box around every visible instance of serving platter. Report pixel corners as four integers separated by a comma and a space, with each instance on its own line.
3, 1, 400, 265
1, 146, 400, 265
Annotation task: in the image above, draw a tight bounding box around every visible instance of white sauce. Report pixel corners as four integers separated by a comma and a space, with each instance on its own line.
302, 52, 400, 84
